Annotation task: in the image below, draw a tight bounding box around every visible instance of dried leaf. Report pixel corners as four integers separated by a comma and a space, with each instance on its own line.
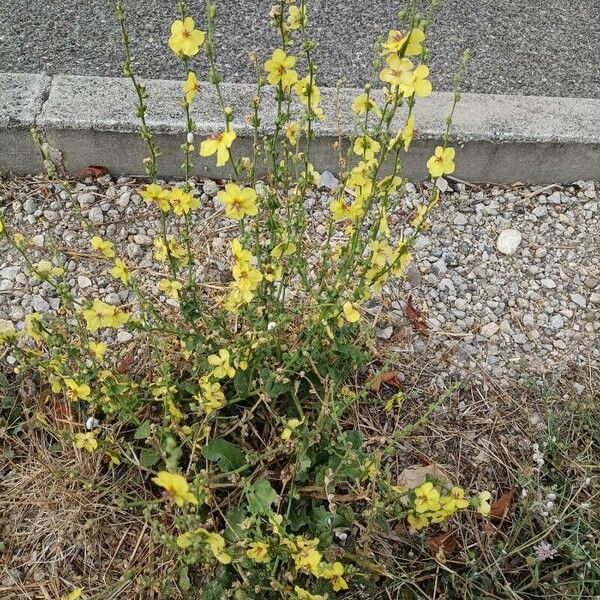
426, 530, 458, 560
370, 371, 403, 393
116, 347, 136, 374
490, 488, 516, 520
405, 294, 429, 336
79, 165, 108, 178
52, 397, 76, 426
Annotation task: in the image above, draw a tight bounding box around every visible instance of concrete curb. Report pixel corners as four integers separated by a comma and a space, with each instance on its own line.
1, 72, 600, 183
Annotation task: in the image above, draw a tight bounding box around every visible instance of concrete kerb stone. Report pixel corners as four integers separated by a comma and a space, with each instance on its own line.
2, 72, 600, 183
0, 72, 49, 174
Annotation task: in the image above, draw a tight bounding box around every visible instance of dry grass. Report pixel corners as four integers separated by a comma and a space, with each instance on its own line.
0, 422, 178, 600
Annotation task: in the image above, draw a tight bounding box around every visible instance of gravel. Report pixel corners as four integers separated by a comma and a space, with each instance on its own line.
1, 0, 600, 97
0, 175, 598, 393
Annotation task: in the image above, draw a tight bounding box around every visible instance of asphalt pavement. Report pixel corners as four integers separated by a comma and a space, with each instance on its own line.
1, 0, 599, 97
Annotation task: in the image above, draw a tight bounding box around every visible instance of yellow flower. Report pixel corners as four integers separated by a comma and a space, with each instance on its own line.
442, 486, 470, 512
74, 431, 98, 452
285, 121, 300, 145
291, 538, 322, 575
231, 238, 252, 264
151, 471, 198, 507
294, 587, 326, 600
398, 64, 432, 98
183, 71, 198, 104
286, 4, 306, 30
170, 187, 199, 216
198, 529, 232, 564
281, 417, 304, 440
217, 183, 258, 220
158, 278, 183, 299
401, 114, 415, 151
330, 197, 363, 221
83, 299, 129, 331
111, 258, 131, 285
426, 146, 455, 178
382, 27, 425, 55
414, 481, 441, 513
294, 76, 321, 107
34, 260, 64, 279
61, 589, 83, 600
476, 491, 492, 516
91, 235, 116, 258
168, 17, 205, 57
196, 377, 226, 414
207, 348, 236, 379
322, 562, 348, 592
353, 135, 381, 160
264, 48, 298, 89
65, 378, 91, 401
200, 129, 236, 167
246, 541, 270, 563
88, 341, 107, 360
379, 54, 413, 87
343, 301, 360, 323
232, 262, 263, 292
0, 219, 4, 234
141, 184, 171, 212
154, 236, 188, 265
262, 262, 283, 282
351, 93, 382, 116
407, 512, 430, 530
25, 313, 43, 341
271, 239, 297, 259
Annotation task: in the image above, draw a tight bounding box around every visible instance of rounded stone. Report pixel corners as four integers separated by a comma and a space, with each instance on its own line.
496, 229, 523, 255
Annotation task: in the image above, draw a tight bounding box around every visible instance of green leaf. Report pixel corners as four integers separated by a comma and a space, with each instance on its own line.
140, 448, 160, 467
134, 421, 152, 440
259, 368, 292, 399
178, 565, 191, 592
201, 438, 246, 473
223, 506, 246, 542
233, 368, 252, 401
246, 478, 279, 516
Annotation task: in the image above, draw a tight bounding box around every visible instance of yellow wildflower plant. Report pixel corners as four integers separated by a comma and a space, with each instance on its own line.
207, 348, 236, 379
217, 183, 258, 219
170, 187, 199, 216
379, 54, 413, 87
111, 258, 131, 285
82, 299, 129, 331
342, 301, 360, 323
264, 48, 298, 89
353, 135, 381, 160
65, 378, 92, 401
74, 431, 98, 452
442, 486, 471, 512
168, 17, 205, 57
152, 471, 198, 507
183, 70, 198, 104
140, 183, 171, 212
321, 561, 349, 592
413, 481, 441, 513
351, 92, 382, 116
246, 541, 270, 563
25, 313, 44, 341
196, 377, 226, 414
476, 490, 492, 516
33, 260, 64, 279
200, 128, 236, 167
294, 587, 326, 600
382, 27, 425, 55
231, 238, 252, 264
427, 146, 456, 178
285, 121, 300, 145
281, 417, 304, 440
90, 235, 116, 258
398, 64, 432, 98
286, 4, 306, 30
158, 278, 183, 299
88, 341, 107, 360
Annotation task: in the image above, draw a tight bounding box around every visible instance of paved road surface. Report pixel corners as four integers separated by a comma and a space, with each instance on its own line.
1, 0, 599, 97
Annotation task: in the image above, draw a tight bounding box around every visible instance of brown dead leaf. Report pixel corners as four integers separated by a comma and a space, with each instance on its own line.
79, 165, 108, 178
116, 347, 136, 374
426, 530, 458, 560
405, 294, 429, 336
52, 397, 76, 426
490, 488, 516, 520
369, 371, 403, 393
